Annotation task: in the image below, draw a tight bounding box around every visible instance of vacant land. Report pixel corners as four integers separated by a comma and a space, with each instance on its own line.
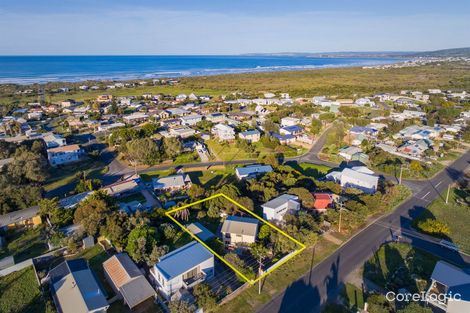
180, 63, 470, 97
0, 266, 54, 313
363, 243, 437, 292
413, 189, 470, 253
285, 161, 331, 178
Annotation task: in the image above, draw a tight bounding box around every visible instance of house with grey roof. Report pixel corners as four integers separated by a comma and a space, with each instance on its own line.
49, 259, 109, 313
326, 167, 378, 194
152, 174, 192, 193
425, 261, 470, 312
186, 222, 215, 241
150, 241, 214, 299
103, 253, 156, 310
261, 194, 300, 222
220, 215, 259, 246
235, 164, 273, 180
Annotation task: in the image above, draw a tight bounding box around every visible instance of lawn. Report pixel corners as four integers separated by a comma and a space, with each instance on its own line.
342, 283, 365, 312
173, 151, 200, 164
44, 160, 107, 194
284, 161, 331, 178
363, 243, 438, 292
140, 169, 174, 182
0, 266, 55, 313
413, 188, 470, 254
0, 227, 49, 263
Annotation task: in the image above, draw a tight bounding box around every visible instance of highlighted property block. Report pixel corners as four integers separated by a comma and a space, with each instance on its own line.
165, 193, 306, 284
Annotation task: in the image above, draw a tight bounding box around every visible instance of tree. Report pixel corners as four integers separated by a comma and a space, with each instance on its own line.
288, 187, 315, 208
169, 300, 195, 313
7, 147, 48, 184
141, 123, 158, 137
39, 197, 73, 227
237, 196, 254, 211
310, 118, 322, 135
125, 225, 159, 264
74, 195, 112, 236
409, 160, 423, 173
188, 184, 205, 199
259, 154, 279, 168
101, 211, 131, 249
125, 138, 161, 165
397, 302, 433, 313
163, 137, 183, 159
193, 283, 217, 311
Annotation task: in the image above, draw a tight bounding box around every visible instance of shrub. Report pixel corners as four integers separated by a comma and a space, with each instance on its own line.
416, 219, 450, 237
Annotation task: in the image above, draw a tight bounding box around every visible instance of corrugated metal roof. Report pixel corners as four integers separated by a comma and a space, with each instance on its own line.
156, 241, 213, 280
220, 215, 259, 237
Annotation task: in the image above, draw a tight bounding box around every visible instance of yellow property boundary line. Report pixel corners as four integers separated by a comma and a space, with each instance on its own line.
165, 193, 306, 285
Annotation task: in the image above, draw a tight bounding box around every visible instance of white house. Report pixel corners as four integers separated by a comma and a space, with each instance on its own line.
338, 146, 363, 161
151, 241, 214, 299
180, 114, 202, 126
281, 117, 300, 127
425, 261, 470, 313
262, 194, 300, 222
235, 164, 273, 180
238, 129, 261, 143
43, 133, 66, 148
326, 167, 379, 194
122, 112, 149, 125
47, 144, 83, 166
211, 123, 235, 141
221, 216, 259, 246
153, 174, 192, 192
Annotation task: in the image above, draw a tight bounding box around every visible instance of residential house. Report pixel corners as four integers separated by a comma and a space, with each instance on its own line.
101, 178, 140, 197
262, 194, 300, 222
47, 144, 83, 166
338, 146, 363, 161
281, 117, 300, 127
280, 125, 303, 136
0, 206, 41, 231
169, 126, 196, 139
211, 123, 235, 141
235, 164, 273, 180
313, 193, 334, 213
151, 241, 214, 299
160, 118, 181, 128
238, 129, 261, 143
425, 261, 470, 313
221, 215, 259, 246
43, 133, 67, 148
97, 94, 113, 103
165, 108, 190, 117
123, 112, 149, 125
398, 139, 432, 158
186, 222, 215, 242
49, 259, 109, 313
180, 114, 202, 126
152, 174, 192, 193
206, 113, 226, 123
271, 133, 296, 145
103, 253, 156, 310
326, 167, 378, 194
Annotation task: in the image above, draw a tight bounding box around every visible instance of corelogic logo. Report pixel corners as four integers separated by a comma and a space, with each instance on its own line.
386, 291, 462, 303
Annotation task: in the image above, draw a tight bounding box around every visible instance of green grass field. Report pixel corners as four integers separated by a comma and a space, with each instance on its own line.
413, 189, 470, 254
0, 227, 48, 263
0, 266, 54, 313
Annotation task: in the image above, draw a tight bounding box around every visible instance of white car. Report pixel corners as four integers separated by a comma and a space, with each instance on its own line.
439, 239, 459, 251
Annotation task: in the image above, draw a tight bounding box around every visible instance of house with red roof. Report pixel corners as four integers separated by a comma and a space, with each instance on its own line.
313, 193, 334, 213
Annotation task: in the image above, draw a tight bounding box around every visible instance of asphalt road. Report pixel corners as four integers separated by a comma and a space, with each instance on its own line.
257, 149, 470, 313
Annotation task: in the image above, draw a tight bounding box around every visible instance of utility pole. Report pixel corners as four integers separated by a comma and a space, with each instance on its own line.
399, 164, 403, 185
258, 257, 263, 295
446, 183, 451, 204
337, 197, 344, 233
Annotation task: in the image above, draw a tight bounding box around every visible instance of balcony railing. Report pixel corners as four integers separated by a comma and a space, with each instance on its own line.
182, 272, 206, 288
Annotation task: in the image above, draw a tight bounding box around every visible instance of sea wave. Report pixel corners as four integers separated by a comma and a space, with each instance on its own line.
0, 58, 398, 85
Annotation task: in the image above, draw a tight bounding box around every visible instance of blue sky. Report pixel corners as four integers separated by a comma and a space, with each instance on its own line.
1, 0, 469, 55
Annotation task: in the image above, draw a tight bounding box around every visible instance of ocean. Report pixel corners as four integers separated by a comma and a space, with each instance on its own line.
0, 55, 400, 84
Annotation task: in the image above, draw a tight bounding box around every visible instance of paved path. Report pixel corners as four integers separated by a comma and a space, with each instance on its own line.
257, 149, 470, 313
